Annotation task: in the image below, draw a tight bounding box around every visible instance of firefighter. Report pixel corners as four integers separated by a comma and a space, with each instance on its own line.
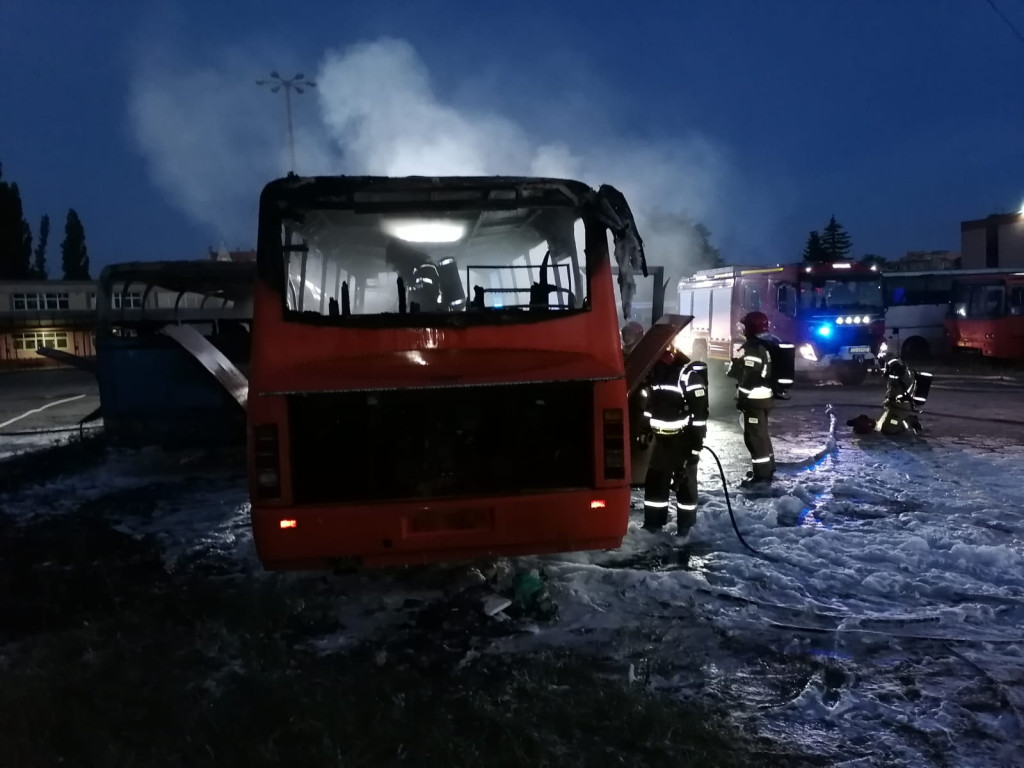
877, 357, 923, 435
642, 346, 709, 535
676, 356, 709, 535
727, 311, 777, 487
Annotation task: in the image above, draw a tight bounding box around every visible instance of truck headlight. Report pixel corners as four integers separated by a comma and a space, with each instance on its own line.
798, 343, 818, 362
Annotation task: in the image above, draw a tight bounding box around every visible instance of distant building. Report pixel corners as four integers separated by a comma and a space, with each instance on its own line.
960, 211, 1024, 270
0, 280, 98, 367
888, 250, 962, 272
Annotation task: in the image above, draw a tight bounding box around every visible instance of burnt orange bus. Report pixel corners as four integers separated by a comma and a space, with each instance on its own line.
247, 175, 647, 570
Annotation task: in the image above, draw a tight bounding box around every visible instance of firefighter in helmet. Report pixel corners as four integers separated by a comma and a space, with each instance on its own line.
727, 311, 777, 487
642, 340, 710, 535
877, 357, 923, 435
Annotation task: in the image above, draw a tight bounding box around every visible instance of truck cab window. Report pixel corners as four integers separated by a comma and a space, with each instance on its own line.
776, 283, 797, 317
743, 284, 761, 312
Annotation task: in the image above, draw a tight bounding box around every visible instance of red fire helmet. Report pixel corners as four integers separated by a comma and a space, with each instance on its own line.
740, 311, 770, 336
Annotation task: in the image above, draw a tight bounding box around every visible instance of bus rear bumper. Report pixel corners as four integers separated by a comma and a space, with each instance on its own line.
250, 487, 630, 570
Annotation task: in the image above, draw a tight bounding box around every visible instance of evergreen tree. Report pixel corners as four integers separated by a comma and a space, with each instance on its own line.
802, 230, 828, 263
33, 214, 50, 279
22, 218, 33, 275
691, 221, 725, 270
60, 208, 91, 280
821, 215, 853, 260
0, 164, 34, 279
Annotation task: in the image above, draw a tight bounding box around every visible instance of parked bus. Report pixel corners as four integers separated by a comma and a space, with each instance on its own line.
944, 272, 1024, 360
92, 261, 255, 447
676, 260, 885, 386
880, 268, 1015, 360
33, 260, 255, 446
247, 174, 679, 570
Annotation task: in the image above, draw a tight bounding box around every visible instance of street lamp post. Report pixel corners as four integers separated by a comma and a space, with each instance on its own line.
256, 71, 316, 173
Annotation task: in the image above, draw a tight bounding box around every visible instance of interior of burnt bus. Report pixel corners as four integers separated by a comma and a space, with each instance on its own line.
275, 204, 592, 325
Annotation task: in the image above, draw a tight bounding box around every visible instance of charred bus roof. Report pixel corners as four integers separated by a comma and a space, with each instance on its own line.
259, 175, 597, 213
98, 260, 257, 300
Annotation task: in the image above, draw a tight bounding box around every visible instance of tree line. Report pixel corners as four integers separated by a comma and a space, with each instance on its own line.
0, 163, 90, 281
801, 214, 885, 268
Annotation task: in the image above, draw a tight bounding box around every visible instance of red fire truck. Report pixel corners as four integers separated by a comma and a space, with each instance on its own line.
675, 260, 886, 385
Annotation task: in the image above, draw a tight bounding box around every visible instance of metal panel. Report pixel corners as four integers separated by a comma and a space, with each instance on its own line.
159, 323, 249, 408
692, 290, 711, 330
624, 313, 693, 395
34, 347, 97, 374
710, 287, 732, 340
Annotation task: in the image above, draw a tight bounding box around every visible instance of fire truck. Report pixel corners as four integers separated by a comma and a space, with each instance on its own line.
675, 260, 886, 386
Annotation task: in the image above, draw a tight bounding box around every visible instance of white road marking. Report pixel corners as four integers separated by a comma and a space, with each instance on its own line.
0, 394, 87, 430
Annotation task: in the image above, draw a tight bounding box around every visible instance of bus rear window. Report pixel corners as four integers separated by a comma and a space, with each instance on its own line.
952, 283, 1006, 319
1010, 286, 1024, 316
274, 205, 589, 325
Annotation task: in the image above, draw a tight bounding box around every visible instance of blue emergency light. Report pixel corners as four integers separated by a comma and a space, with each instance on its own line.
816, 324, 833, 338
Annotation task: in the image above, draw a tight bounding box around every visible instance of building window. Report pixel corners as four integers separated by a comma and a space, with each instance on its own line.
112, 292, 143, 309
11, 292, 70, 311
45, 293, 70, 310
12, 330, 69, 350
12, 293, 39, 311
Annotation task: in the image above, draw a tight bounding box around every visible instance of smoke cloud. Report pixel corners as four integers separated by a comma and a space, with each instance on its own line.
128, 35, 771, 276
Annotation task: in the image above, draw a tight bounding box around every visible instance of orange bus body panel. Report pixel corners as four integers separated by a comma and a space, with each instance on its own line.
946, 317, 1024, 359
251, 487, 629, 570
247, 280, 626, 390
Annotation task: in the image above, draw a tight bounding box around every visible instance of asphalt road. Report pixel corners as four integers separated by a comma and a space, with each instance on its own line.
0, 369, 100, 434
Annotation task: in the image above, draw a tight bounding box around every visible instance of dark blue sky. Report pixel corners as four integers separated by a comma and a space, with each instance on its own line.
2, 0, 1022, 273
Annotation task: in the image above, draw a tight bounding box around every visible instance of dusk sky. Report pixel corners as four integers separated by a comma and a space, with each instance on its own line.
2, 0, 1022, 273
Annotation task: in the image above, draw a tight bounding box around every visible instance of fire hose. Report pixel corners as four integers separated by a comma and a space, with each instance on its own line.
701, 404, 838, 559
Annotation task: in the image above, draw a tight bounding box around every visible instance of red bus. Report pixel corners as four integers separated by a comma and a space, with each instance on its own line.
944, 272, 1024, 360
247, 175, 651, 570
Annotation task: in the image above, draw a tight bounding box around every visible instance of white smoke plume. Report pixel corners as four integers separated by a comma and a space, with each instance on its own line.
128, 36, 773, 274
126, 43, 340, 245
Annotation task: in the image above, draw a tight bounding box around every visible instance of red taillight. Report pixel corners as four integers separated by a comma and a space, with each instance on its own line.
590, 499, 606, 509
279, 519, 297, 529
253, 424, 281, 499
602, 408, 625, 481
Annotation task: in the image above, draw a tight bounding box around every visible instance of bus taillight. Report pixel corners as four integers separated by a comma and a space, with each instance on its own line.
602, 408, 626, 480
253, 424, 282, 499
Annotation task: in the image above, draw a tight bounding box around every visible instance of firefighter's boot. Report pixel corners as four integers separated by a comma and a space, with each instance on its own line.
642, 503, 669, 531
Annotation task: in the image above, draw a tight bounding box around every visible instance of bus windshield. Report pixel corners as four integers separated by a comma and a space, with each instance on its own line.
799, 276, 884, 312
270, 202, 589, 326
